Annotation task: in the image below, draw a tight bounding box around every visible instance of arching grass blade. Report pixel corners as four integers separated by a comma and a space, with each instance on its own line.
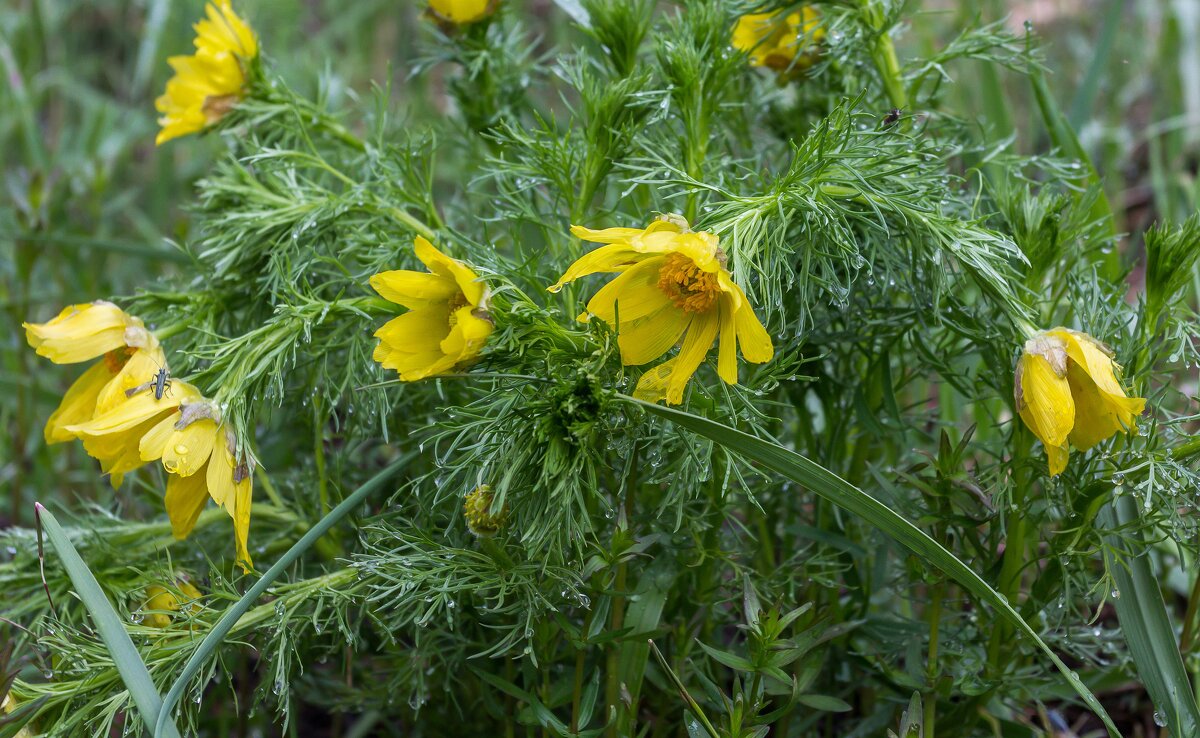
629, 398, 1120, 737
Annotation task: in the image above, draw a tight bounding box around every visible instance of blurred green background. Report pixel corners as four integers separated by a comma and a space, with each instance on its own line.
2, 0, 1198, 521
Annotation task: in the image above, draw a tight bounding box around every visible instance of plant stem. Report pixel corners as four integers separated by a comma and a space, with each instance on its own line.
863, 2, 909, 111
988, 429, 1032, 671
570, 607, 595, 733
606, 449, 638, 737
924, 578, 944, 738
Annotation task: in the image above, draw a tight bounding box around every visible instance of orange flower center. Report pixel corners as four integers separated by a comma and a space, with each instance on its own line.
657, 252, 721, 313
103, 347, 135, 374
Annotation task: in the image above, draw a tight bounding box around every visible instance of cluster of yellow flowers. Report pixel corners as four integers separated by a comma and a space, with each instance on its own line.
371, 216, 776, 406
153, 1, 826, 147
25, 303, 255, 568
26, 0, 1143, 567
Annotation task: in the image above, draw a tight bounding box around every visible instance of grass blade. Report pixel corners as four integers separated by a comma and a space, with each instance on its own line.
153, 453, 413, 737
34, 504, 182, 738
1101, 496, 1200, 735
630, 398, 1120, 737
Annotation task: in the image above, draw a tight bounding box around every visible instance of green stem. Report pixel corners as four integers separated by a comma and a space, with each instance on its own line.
924, 579, 944, 738
570, 607, 595, 733
315, 118, 366, 152
864, 4, 909, 111
987, 429, 1032, 671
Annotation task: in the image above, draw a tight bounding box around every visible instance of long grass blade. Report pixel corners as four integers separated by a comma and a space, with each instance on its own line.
630, 398, 1120, 737
153, 453, 413, 737
1101, 496, 1200, 735
34, 505, 182, 738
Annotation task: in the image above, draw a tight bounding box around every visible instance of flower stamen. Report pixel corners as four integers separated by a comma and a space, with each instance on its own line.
656, 253, 721, 313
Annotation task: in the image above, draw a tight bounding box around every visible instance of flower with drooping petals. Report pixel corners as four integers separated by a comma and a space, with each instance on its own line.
549, 215, 773, 405
140, 400, 255, 569
1015, 328, 1146, 475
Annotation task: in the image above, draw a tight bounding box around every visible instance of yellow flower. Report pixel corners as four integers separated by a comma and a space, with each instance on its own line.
27, 301, 255, 567
1015, 328, 1146, 475
549, 215, 773, 405
428, 0, 495, 25
464, 484, 508, 537
64, 373, 201, 488
732, 7, 824, 74
370, 236, 494, 381
26, 300, 175, 484
140, 402, 255, 570
156, 0, 258, 145
24, 301, 152, 364
142, 578, 203, 629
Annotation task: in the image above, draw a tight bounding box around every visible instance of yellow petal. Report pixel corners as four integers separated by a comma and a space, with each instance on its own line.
580, 256, 673, 325
568, 225, 648, 244
165, 466, 210, 539
94, 345, 168, 416
548, 243, 645, 292
1017, 352, 1074, 452
633, 358, 677, 404
206, 433, 238, 507
24, 301, 135, 364
45, 361, 115, 444
1047, 442, 1069, 476
441, 307, 493, 361
665, 311, 720, 404
716, 296, 738, 385
618, 307, 691, 366
413, 236, 487, 309
68, 381, 196, 436
232, 471, 253, 571
374, 308, 450, 355
369, 269, 457, 309
161, 418, 219, 477
730, 284, 774, 364
1066, 363, 1146, 450
428, 0, 493, 23
140, 414, 181, 462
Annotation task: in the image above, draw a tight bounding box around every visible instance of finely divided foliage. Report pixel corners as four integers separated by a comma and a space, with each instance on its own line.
5, 1, 1200, 737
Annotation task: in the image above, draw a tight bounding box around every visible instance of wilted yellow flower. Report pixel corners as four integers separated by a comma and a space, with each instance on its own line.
732, 8, 823, 74
1015, 328, 1146, 475
464, 484, 508, 536
142, 578, 203, 629
27, 301, 255, 567
550, 216, 773, 405
64, 374, 201, 488
24, 301, 152, 365
156, 0, 258, 145
140, 402, 255, 569
370, 236, 494, 381
26, 301, 178, 485
428, 0, 495, 25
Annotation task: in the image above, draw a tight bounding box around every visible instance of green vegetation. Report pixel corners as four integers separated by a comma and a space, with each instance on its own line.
3, 1, 1200, 736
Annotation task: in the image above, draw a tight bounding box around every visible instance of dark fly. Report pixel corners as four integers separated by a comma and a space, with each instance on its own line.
882, 108, 902, 128
151, 366, 172, 400
125, 363, 172, 400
